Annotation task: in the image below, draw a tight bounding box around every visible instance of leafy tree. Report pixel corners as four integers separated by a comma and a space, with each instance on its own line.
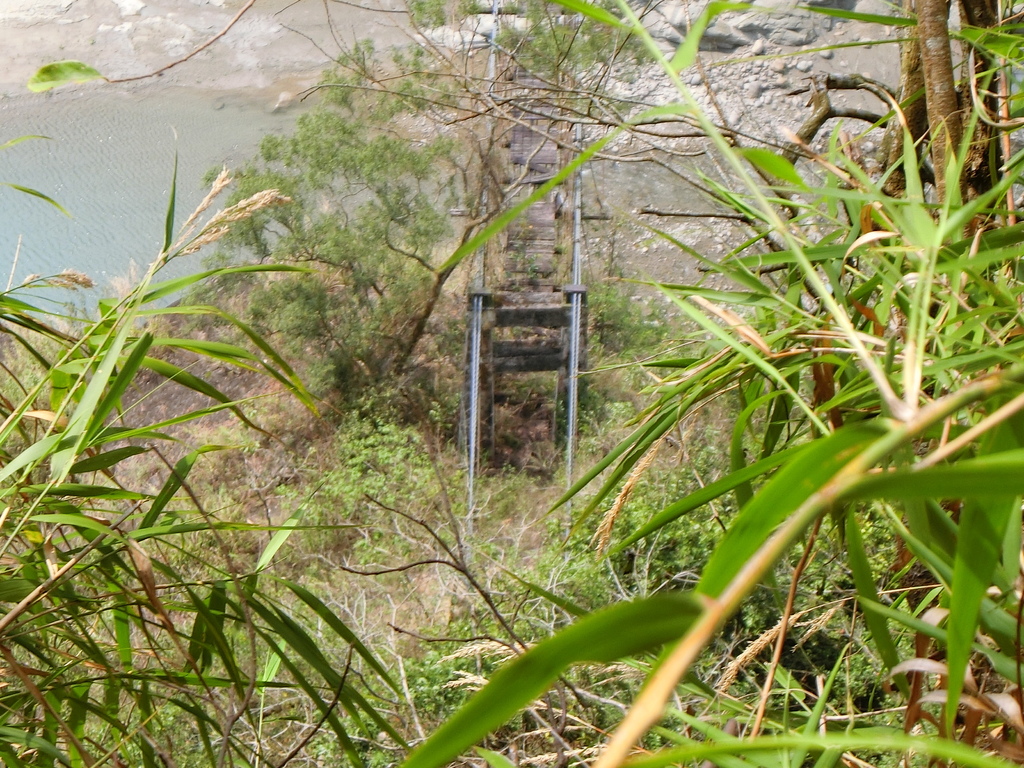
206, 71, 467, 396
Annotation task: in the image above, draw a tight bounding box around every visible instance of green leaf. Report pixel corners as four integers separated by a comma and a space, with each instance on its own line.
27, 61, 105, 92
622, 731, 1015, 768
502, 570, 587, 617
51, 313, 137, 481
698, 423, 882, 597
140, 446, 227, 528
439, 128, 618, 274
741, 148, 807, 189
140, 264, 311, 304
401, 593, 704, 768
668, 1, 755, 73
0, 726, 71, 765
30, 513, 125, 535
68, 446, 147, 475
278, 579, 400, 693
796, 6, 916, 25
0, 183, 71, 216
88, 333, 155, 441
26, 484, 147, 500
613, 445, 805, 552
477, 749, 518, 768
138, 356, 260, 431
0, 579, 37, 602
184, 583, 243, 688
957, 26, 1024, 60
842, 450, 1024, 499
845, 512, 906, 694
0, 135, 50, 152
255, 508, 304, 572
163, 154, 178, 253
546, 0, 627, 28
944, 411, 1024, 733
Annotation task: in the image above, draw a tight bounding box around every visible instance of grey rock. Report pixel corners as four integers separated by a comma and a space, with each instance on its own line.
113, 0, 145, 15
769, 26, 818, 45
647, 17, 683, 45
700, 18, 751, 50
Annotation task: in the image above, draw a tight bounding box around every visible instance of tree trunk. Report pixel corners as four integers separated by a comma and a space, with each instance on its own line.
882, 0, 930, 197
883, 0, 1001, 202
957, 0, 1000, 201
917, 0, 961, 199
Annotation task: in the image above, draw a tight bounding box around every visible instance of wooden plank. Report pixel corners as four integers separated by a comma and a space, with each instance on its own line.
494, 353, 564, 373
506, 263, 555, 278
494, 305, 570, 328
495, 290, 562, 306
503, 280, 559, 292
494, 340, 562, 357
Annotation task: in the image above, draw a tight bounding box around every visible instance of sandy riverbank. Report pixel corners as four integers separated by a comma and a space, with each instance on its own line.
0, 0, 411, 100
0, 0, 414, 292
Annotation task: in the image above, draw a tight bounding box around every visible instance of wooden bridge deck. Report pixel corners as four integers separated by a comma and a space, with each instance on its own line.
464, 61, 587, 463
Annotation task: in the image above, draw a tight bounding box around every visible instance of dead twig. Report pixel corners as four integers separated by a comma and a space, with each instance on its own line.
109, 0, 257, 83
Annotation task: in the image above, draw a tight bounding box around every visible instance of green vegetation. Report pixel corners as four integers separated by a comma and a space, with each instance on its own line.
198, 70, 464, 399
7, 0, 1024, 765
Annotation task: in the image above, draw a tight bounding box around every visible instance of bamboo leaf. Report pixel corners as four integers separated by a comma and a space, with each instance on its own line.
0, 135, 49, 152
278, 579, 400, 693
141, 446, 226, 528
0, 579, 38, 603
622, 732, 1015, 768
843, 450, 1024, 499
0, 183, 71, 216
698, 423, 882, 597
439, 129, 618, 274
546, 0, 627, 28
255, 508, 304, 572
944, 412, 1024, 733
163, 155, 177, 253
68, 446, 147, 475
845, 512, 906, 694
613, 445, 805, 552
477, 749, 518, 768
401, 593, 704, 768
796, 6, 917, 25
741, 148, 807, 189
140, 264, 311, 304
88, 333, 155, 440
668, 1, 757, 72
138, 356, 260, 430
51, 316, 137, 481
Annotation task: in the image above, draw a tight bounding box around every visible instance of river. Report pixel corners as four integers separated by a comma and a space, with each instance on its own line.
0, 84, 310, 305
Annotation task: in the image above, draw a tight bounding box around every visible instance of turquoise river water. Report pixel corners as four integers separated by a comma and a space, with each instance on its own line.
0, 85, 308, 306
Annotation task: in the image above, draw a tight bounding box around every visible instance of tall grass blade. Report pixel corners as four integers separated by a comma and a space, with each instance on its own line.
402, 593, 704, 768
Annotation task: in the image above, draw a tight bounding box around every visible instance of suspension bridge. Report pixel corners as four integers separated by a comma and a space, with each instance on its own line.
463, 15, 588, 512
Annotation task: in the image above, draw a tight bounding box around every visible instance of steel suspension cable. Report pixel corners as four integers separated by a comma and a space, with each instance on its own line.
565, 122, 584, 490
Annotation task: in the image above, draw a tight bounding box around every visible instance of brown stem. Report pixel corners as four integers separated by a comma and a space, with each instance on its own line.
750, 518, 821, 737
